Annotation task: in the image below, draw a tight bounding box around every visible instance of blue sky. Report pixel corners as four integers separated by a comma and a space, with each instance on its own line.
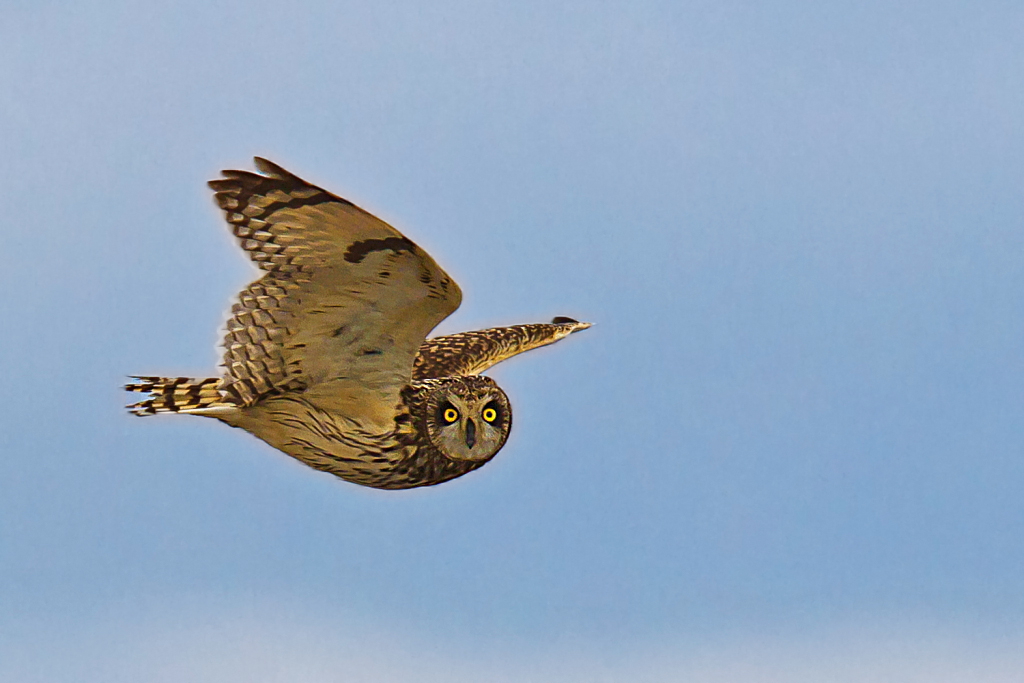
2, 1, 1023, 680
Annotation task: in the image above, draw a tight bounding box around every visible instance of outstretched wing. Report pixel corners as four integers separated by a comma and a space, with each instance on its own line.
412, 317, 591, 380
211, 157, 461, 427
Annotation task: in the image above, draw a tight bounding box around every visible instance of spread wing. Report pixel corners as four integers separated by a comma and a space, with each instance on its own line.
210, 157, 461, 426
412, 317, 591, 380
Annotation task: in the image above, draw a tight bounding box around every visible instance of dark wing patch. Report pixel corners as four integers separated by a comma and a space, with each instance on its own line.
344, 236, 416, 264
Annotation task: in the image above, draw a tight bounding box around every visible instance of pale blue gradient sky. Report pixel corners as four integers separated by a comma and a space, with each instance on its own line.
2, 1, 1024, 680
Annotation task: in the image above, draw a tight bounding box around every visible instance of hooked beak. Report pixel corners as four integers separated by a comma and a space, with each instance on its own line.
465, 419, 476, 449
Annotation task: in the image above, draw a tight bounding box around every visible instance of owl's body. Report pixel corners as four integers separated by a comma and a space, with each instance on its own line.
126, 158, 589, 489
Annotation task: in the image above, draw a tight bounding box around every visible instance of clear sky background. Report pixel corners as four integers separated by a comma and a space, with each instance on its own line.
2, 1, 1024, 681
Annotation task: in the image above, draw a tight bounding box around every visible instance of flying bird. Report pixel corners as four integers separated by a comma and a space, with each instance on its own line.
125, 158, 590, 489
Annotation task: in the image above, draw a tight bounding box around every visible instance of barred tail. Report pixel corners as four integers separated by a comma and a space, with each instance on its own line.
124, 376, 233, 416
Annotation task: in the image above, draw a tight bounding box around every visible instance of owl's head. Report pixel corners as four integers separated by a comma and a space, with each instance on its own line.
421, 375, 512, 462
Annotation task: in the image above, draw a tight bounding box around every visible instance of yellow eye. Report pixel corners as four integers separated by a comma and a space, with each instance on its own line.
482, 407, 498, 423
443, 407, 459, 423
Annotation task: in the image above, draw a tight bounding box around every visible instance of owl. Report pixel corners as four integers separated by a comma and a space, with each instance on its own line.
125, 158, 590, 490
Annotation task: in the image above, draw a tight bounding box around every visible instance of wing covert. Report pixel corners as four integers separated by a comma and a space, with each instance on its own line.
211, 158, 462, 425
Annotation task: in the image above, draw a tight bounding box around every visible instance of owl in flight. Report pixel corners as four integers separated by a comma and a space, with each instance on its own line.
126, 158, 590, 490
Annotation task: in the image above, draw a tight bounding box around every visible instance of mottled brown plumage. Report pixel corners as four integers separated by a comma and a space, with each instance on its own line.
126, 158, 589, 489
413, 318, 592, 380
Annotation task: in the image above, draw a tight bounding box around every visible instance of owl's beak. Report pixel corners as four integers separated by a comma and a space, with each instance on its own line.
465, 419, 477, 449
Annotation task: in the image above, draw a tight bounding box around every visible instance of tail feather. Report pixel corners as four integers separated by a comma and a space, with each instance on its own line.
125, 376, 233, 416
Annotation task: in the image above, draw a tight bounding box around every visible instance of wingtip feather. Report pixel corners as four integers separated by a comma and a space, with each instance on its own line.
253, 156, 297, 180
